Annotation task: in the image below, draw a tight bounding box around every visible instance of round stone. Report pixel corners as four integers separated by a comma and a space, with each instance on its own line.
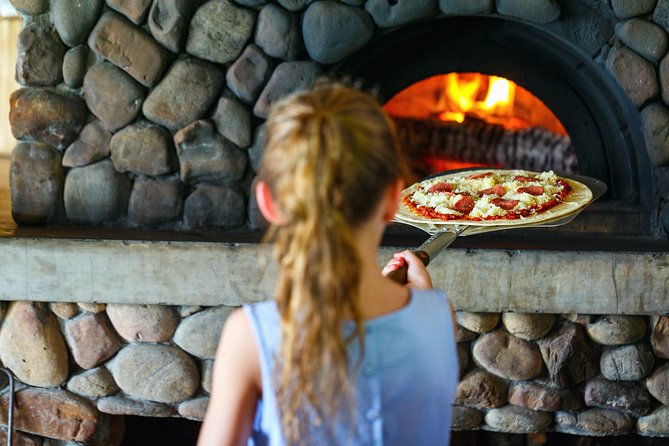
62, 120, 112, 168
502, 312, 556, 340
8, 0, 47, 14
455, 324, 478, 343
173, 306, 235, 359
646, 362, 669, 405
184, 184, 246, 229
637, 405, 669, 436
97, 396, 175, 417
611, 0, 657, 18
439, 0, 493, 14
255, 4, 303, 61
50, 302, 79, 320
496, 0, 561, 24
67, 367, 119, 399
538, 323, 599, 389
661, 53, 669, 106
455, 369, 507, 409
277, 0, 313, 10
62, 45, 89, 88
586, 315, 646, 345
110, 121, 177, 176
654, 0, 669, 33
148, 0, 201, 53
456, 312, 500, 334
178, 397, 209, 421
106, 304, 180, 342
108, 344, 199, 404
641, 102, 669, 166
365, 0, 437, 28
202, 359, 213, 394
615, 18, 669, 63
16, 21, 66, 86
253, 61, 322, 118
78, 303, 106, 313
128, 177, 184, 226
605, 47, 659, 108
64, 313, 122, 369
226, 45, 273, 105
473, 330, 542, 380
52, 0, 104, 47
484, 405, 552, 434
451, 406, 483, 430
600, 343, 655, 381
584, 377, 651, 416
211, 94, 252, 149
509, 381, 582, 412
652, 315, 669, 359
106, 0, 152, 24
248, 123, 265, 173
555, 408, 633, 436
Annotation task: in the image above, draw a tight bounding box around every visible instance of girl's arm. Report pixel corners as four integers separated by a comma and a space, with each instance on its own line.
197, 310, 261, 446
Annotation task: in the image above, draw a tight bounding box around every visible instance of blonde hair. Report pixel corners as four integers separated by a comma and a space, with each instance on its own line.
259, 83, 405, 443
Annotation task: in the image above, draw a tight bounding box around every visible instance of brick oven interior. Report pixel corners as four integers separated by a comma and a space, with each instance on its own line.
2, 0, 669, 445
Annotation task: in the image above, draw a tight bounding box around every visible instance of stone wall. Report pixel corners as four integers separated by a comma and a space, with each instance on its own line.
3, 302, 669, 443
6, 0, 669, 232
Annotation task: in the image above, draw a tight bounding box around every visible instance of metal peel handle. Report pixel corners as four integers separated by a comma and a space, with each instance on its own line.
386, 231, 458, 284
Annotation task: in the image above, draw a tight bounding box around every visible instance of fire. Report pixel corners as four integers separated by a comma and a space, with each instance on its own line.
437, 73, 516, 125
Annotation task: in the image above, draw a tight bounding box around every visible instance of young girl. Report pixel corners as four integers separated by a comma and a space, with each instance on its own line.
198, 84, 458, 446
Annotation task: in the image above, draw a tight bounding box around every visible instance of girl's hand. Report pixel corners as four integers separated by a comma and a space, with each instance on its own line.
382, 250, 433, 289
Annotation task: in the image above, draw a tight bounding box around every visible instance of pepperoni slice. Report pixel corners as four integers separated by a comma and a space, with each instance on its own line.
453, 195, 475, 214
513, 175, 535, 183
427, 182, 453, 193
478, 184, 506, 197
491, 198, 519, 210
517, 186, 545, 195
468, 172, 493, 179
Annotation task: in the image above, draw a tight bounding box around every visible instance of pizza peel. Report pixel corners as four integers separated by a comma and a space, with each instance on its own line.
386, 172, 607, 284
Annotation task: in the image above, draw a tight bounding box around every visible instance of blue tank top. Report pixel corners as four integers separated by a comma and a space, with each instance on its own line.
243, 288, 458, 446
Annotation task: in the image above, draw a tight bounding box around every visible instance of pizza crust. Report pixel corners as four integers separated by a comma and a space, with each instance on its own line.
396, 169, 593, 227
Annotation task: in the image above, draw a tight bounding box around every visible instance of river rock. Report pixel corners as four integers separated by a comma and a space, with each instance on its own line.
365, 0, 437, 28
202, 359, 213, 393
50, 302, 78, 320
186, 0, 256, 64
0, 388, 98, 442
496, 0, 561, 24
502, 312, 555, 340
652, 315, 669, 358
455, 324, 478, 343
16, 21, 66, 86
662, 48, 669, 106
248, 123, 265, 173
143, 58, 224, 132
64, 313, 121, 369
454, 369, 507, 409
600, 343, 655, 381
539, 323, 599, 389
10, 141, 63, 226
255, 4, 303, 61
64, 159, 132, 225
78, 303, 106, 313
67, 367, 119, 399
108, 344, 199, 404
88, 11, 169, 87
253, 61, 321, 118
606, 47, 659, 108
110, 121, 177, 176
83, 61, 145, 132
654, 0, 669, 34
451, 406, 483, 430
473, 330, 542, 380
97, 396, 175, 417
586, 315, 646, 345
277, 0, 313, 10
456, 312, 500, 333
0, 302, 69, 387
62, 45, 89, 88
212, 94, 252, 149
128, 177, 184, 226
62, 120, 111, 168
148, 0, 200, 53
611, 0, 656, 18
641, 102, 669, 167
508, 381, 582, 412
173, 306, 235, 359
302, 1, 374, 64
178, 397, 209, 421
615, 18, 668, 63
439, 0, 493, 14
9, 88, 87, 149
637, 405, 669, 436
555, 408, 633, 436
646, 362, 669, 405
107, 304, 179, 342
584, 377, 651, 416
106, 0, 152, 24
485, 405, 553, 434
184, 184, 246, 228
174, 120, 248, 184
8, 0, 47, 14
227, 45, 272, 105
52, 0, 104, 47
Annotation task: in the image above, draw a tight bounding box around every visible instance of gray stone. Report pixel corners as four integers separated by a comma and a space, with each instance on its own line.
9, 87, 87, 149
97, 396, 175, 417
64, 313, 121, 369
544, 0, 614, 57
88, 11, 169, 87
496, 0, 561, 24
456, 311, 500, 333
0, 302, 69, 387
661, 53, 669, 106
248, 123, 265, 173
455, 324, 477, 343
584, 377, 651, 416
302, 1, 374, 64
62, 45, 89, 88
174, 306, 235, 359
50, 302, 79, 320
174, 120, 248, 184
485, 405, 553, 434
600, 343, 655, 381
180, 305, 203, 317
184, 184, 246, 228
64, 159, 131, 225
502, 312, 555, 340
52, 0, 104, 47
611, 0, 656, 18
226, 45, 273, 105
652, 315, 669, 358
178, 397, 209, 421
78, 302, 106, 313
83, 61, 145, 132
277, 0, 313, 10
202, 359, 213, 393
16, 21, 66, 87
248, 177, 268, 230
538, 323, 599, 389
128, 177, 184, 226
509, 381, 582, 412
439, 0, 493, 14
255, 4, 304, 61
615, 18, 669, 63
186, 0, 256, 64
67, 367, 119, 399
108, 344, 199, 404
451, 406, 483, 430
62, 120, 112, 168
143, 58, 224, 132
212, 94, 252, 148
472, 330, 542, 380
254, 61, 322, 118
106, 304, 179, 342
365, 0, 437, 28
106, 0, 152, 24
235, 0, 269, 6
655, 0, 669, 33
642, 103, 669, 167
110, 121, 177, 176
148, 0, 201, 53
454, 369, 507, 409
8, 0, 47, 14
555, 408, 633, 436
586, 314, 646, 345
637, 405, 669, 436
10, 142, 63, 226
606, 47, 659, 108
646, 362, 669, 405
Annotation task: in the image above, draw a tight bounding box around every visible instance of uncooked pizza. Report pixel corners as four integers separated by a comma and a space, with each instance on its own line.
397, 169, 593, 225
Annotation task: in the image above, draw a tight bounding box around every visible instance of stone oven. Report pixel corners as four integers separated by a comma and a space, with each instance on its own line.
3, 0, 669, 445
